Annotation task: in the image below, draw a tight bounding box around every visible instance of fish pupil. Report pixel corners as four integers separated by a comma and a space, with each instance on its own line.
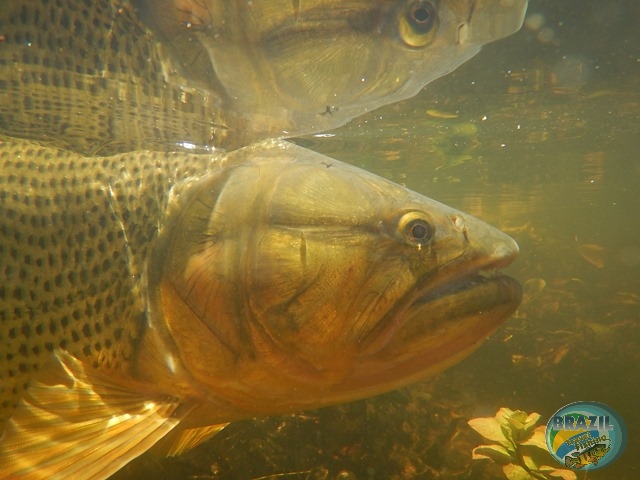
407, 2, 435, 33
406, 219, 432, 242
412, 223, 428, 238
412, 7, 429, 23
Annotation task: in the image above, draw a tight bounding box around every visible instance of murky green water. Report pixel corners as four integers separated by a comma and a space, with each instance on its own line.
298, 2, 640, 478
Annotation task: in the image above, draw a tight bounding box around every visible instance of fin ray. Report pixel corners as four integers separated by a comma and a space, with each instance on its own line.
0, 351, 188, 480
154, 422, 229, 457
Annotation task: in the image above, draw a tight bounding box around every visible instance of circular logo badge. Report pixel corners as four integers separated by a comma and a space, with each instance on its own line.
545, 401, 627, 470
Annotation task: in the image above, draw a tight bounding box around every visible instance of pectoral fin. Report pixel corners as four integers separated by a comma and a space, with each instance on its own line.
0, 351, 189, 480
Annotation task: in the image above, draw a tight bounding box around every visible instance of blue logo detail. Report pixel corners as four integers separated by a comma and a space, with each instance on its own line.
545, 401, 627, 470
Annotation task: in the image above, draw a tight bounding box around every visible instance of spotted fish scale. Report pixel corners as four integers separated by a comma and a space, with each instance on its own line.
0, 139, 214, 425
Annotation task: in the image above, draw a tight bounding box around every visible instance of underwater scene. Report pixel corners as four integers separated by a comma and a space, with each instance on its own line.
121, 1, 640, 478
1, 0, 638, 479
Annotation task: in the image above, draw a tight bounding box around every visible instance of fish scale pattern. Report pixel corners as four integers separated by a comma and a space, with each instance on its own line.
0, 0, 224, 155
0, 138, 213, 428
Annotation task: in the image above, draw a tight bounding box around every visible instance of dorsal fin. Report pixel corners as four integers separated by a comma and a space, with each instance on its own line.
0, 351, 189, 480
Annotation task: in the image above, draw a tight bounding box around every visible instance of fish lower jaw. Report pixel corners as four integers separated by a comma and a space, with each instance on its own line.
414, 267, 510, 306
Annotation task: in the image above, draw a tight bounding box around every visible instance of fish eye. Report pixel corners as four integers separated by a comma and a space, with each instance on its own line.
398, 212, 434, 247
398, 1, 438, 47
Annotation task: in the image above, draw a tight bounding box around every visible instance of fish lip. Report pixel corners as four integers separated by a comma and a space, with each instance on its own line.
360, 249, 521, 355
411, 238, 521, 306
414, 268, 516, 306
352, 268, 522, 391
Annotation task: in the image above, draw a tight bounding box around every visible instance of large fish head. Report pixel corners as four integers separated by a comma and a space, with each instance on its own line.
141, 0, 528, 140
152, 141, 521, 417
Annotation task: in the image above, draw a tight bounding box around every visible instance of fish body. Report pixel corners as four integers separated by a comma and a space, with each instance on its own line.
564, 443, 611, 469
0, 137, 521, 478
0, 0, 528, 154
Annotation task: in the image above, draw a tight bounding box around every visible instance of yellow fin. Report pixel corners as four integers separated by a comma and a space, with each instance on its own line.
153, 422, 229, 457
0, 351, 188, 480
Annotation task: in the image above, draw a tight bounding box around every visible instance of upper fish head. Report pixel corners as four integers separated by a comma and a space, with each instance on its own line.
142, 0, 528, 141
149, 141, 521, 418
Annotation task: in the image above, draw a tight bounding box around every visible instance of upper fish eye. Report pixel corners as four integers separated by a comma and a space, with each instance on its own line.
398, 212, 434, 247
398, 1, 438, 47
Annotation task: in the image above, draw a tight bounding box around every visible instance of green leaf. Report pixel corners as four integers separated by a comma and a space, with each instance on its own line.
468, 417, 508, 443
525, 413, 542, 430
517, 412, 543, 441
520, 443, 561, 475
521, 426, 548, 450
501, 423, 518, 450
522, 454, 539, 471
503, 463, 536, 480
471, 444, 515, 465
510, 410, 530, 426
495, 408, 517, 427
504, 410, 542, 443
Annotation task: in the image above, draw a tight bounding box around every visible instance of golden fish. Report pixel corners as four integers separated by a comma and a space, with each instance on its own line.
0, 137, 521, 478
564, 443, 611, 469
0, 0, 528, 154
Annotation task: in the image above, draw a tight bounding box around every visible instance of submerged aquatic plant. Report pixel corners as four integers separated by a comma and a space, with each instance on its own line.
468, 408, 577, 480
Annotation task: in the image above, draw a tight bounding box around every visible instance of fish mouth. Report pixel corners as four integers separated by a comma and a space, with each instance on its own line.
361, 251, 522, 361
346, 263, 521, 396
414, 269, 520, 307
341, 254, 521, 399
405, 264, 522, 342
411, 237, 522, 319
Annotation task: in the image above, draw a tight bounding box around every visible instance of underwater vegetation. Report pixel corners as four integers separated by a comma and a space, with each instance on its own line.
468, 408, 576, 480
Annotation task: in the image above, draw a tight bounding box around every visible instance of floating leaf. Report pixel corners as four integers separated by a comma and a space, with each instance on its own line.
578, 243, 605, 268
426, 109, 458, 119
582, 320, 615, 336
449, 123, 478, 136
434, 155, 474, 171
523, 278, 546, 297
550, 344, 571, 365
472, 444, 515, 465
